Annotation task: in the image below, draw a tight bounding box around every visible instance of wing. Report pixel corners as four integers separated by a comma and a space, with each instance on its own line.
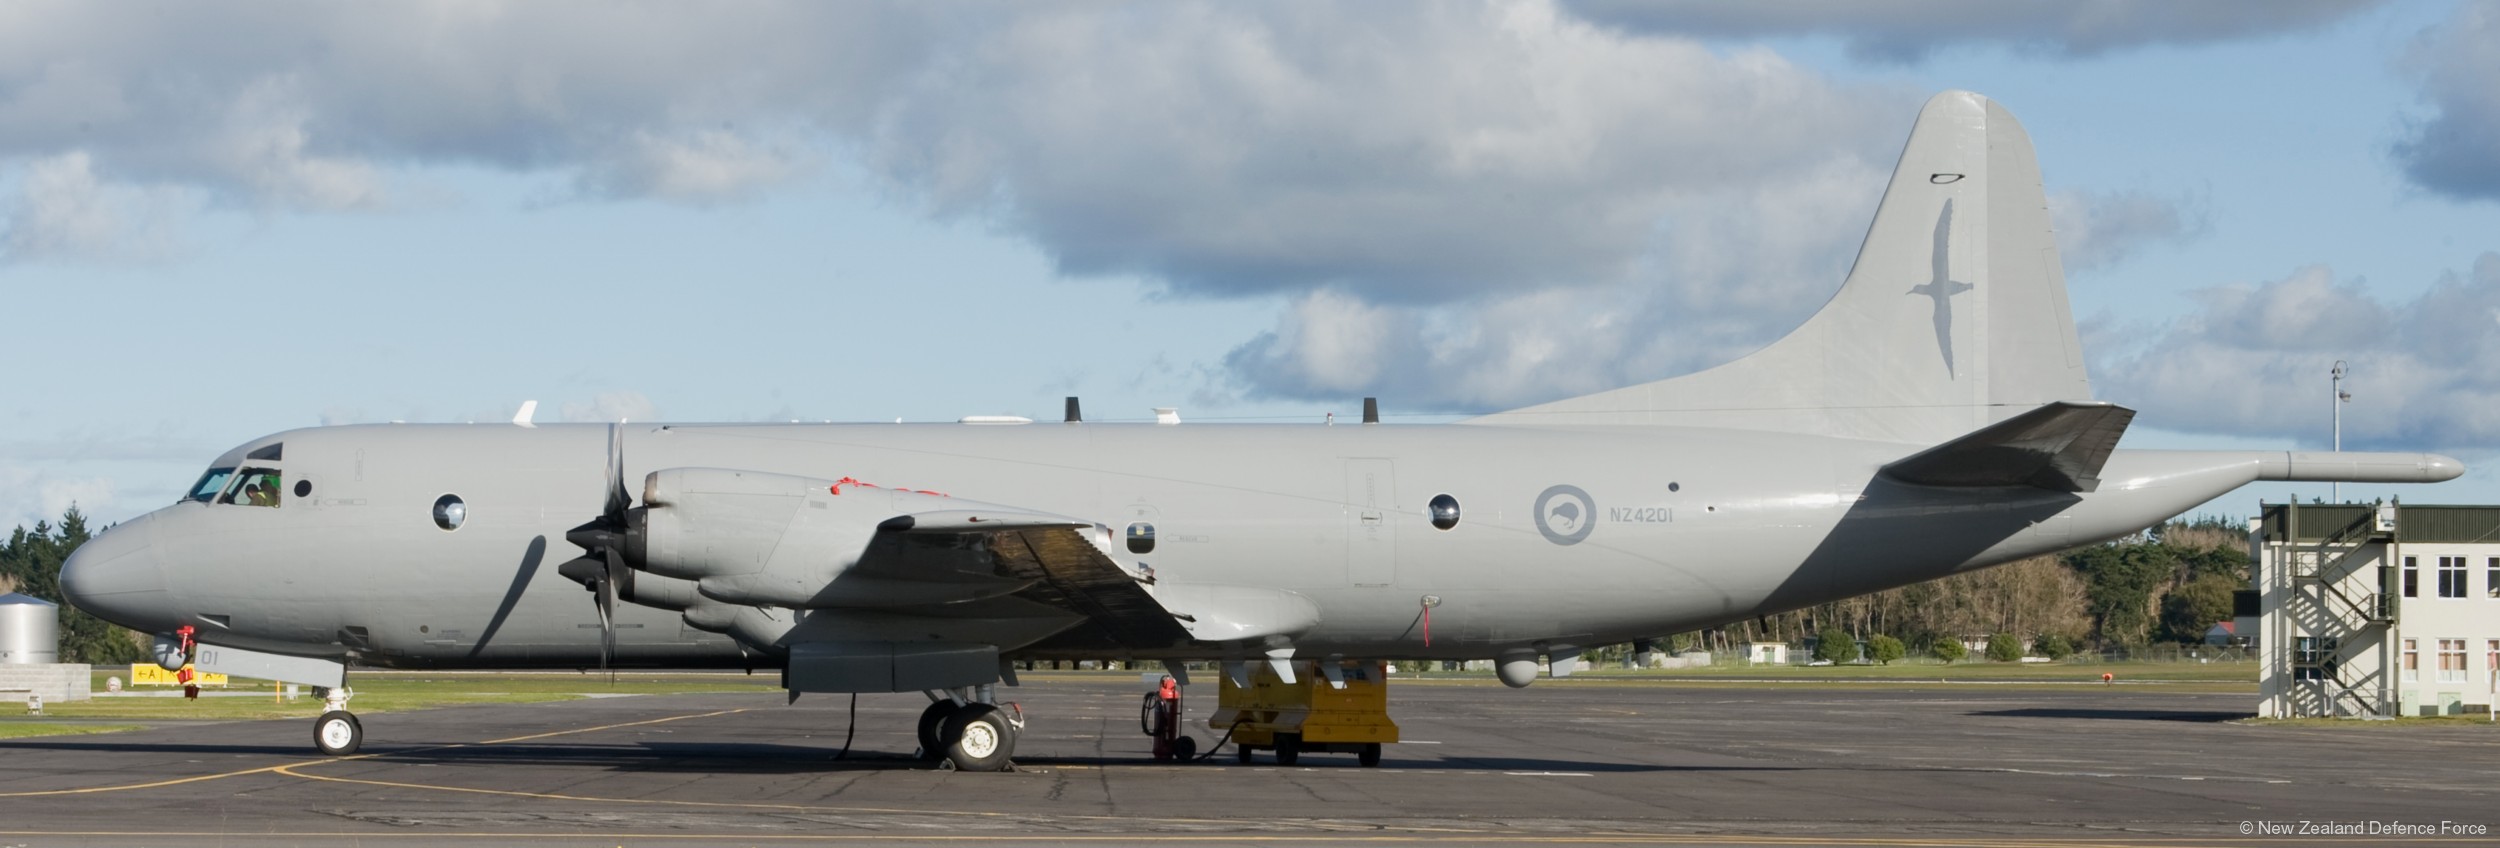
851, 518, 1193, 652
621, 467, 1190, 656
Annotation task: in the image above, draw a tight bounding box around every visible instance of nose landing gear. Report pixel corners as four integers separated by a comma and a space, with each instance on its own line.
311, 686, 360, 756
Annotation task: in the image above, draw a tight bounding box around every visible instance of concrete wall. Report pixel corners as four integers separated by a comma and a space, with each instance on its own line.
0, 663, 92, 703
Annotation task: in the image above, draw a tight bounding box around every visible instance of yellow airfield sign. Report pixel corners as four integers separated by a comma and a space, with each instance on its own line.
128, 664, 229, 686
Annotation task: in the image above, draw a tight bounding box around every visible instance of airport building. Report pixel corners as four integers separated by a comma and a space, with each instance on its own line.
2248, 503, 2500, 718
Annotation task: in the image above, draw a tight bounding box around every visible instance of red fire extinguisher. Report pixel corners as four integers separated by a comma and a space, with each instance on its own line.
1141, 675, 1198, 762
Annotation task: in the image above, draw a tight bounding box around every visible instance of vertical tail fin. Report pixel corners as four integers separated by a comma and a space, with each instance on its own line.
1472, 91, 2091, 443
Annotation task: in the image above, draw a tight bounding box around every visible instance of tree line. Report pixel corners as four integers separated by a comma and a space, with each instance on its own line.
1661, 519, 2250, 661
1, 508, 148, 665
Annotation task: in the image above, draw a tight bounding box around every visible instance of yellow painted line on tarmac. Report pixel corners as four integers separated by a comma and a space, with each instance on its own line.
264, 763, 1488, 836
0, 832, 2357, 847
0, 707, 747, 798
0, 758, 342, 797
254, 760, 2245, 848
477, 707, 749, 744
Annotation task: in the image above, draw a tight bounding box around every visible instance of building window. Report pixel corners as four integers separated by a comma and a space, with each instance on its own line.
2437, 556, 2467, 598
2403, 556, 2418, 598
2489, 640, 2498, 681
2402, 638, 2418, 682
2437, 639, 2467, 684
2487, 558, 2498, 599
2293, 636, 2337, 666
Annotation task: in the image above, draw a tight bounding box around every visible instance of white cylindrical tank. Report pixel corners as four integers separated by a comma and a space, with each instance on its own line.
0, 593, 61, 664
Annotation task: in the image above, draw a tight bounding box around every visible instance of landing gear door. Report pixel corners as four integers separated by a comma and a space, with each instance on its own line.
1345, 459, 1396, 587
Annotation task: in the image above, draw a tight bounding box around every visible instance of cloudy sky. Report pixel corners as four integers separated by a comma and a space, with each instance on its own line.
5, 0, 2497, 530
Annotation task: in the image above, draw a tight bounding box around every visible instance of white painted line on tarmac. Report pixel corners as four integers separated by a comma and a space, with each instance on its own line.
1503, 771, 1593, 777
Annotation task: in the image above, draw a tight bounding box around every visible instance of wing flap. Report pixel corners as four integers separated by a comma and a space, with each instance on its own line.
987, 527, 1192, 651
1880, 401, 2134, 492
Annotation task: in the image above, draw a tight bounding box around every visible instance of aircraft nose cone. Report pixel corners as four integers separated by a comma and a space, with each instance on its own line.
61, 513, 175, 632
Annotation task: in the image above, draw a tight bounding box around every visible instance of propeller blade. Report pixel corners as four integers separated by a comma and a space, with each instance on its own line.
593, 574, 614, 675
604, 423, 630, 518
604, 545, 635, 605
599, 547, 624, 678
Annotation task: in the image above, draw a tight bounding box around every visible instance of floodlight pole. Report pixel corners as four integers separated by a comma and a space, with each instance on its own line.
2331, 360, 2348, 502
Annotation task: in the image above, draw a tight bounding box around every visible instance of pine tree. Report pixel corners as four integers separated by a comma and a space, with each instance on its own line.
2, 508, 146, 665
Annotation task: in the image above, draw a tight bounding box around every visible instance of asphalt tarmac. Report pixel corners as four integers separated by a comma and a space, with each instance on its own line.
3, 675, 2494, 847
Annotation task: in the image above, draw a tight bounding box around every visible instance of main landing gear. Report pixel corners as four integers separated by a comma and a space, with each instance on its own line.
915, 686, 1022, 772
310, 686, 361, 756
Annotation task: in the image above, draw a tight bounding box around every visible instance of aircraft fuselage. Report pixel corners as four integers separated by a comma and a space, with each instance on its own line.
70, 420, 2289, 669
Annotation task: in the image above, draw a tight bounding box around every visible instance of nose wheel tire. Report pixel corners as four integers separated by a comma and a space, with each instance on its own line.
314, 710, 363, 756
941, 704, 1016, 772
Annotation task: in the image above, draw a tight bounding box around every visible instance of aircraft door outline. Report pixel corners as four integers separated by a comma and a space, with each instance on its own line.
1345, 459, 1395, 587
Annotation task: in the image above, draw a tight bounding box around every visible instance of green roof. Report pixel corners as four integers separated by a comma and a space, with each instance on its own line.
2259, 503, 2500, 544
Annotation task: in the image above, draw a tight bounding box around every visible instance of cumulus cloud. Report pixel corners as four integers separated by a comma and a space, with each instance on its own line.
0, 1, 1906, 302
2049, 189, 2209, 275
0, 2, 907, 214
0, 151, 201, 263
868, 3, 1902, 301
579, 128, 814, 203
0, 465, 114, 532
1224, 152, 1888, 410
1558, 0, 2380, 63
2394, 2, 2500, 201
2095, 255, 2500, 447
560, 391, 659, 424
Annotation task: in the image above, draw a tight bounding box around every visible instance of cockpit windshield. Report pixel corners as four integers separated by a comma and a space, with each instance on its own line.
186, 467, 237, 503
219, 468, 284, 508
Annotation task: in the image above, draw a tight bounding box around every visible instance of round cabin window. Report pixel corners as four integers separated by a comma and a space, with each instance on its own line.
432, 494, 466, 531
1428, 494, 1461, 530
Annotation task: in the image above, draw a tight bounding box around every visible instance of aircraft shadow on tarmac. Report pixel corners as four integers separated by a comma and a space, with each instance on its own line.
4, 738, 1755, 774
1967, 707, 2249, 722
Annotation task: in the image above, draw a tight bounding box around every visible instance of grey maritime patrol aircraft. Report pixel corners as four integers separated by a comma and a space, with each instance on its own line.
61, 91, 2461, 770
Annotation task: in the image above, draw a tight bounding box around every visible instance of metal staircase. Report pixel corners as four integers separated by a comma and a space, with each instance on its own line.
2274, 503, 2398, 718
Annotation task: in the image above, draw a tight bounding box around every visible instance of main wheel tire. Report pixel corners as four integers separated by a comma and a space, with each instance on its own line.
942, 704, 1016, 772
1274, 733, 1300, 766
916, 701, 955, 760
314, 710, 362, 756
1358, 742, 1382, 767
1171, 735, 1197, 762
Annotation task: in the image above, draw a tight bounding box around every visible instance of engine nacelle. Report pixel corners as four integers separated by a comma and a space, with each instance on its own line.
626, 467, 1000, 609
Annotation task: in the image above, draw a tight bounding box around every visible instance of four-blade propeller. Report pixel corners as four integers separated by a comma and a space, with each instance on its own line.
555, 424, 637, 676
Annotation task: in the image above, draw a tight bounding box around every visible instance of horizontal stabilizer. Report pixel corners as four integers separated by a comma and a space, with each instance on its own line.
1881, 401, 2135, 492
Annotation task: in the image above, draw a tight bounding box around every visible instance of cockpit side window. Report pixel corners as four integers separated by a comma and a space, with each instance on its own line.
186, 467, 237, 503
218, 467, 284, 508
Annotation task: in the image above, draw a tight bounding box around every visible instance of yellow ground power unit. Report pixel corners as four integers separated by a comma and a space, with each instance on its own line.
1210, 658, 1398, 766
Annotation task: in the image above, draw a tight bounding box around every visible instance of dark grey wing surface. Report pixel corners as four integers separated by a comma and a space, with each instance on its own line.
844, 516, 1191, 653
1880, 401, 2135, 492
